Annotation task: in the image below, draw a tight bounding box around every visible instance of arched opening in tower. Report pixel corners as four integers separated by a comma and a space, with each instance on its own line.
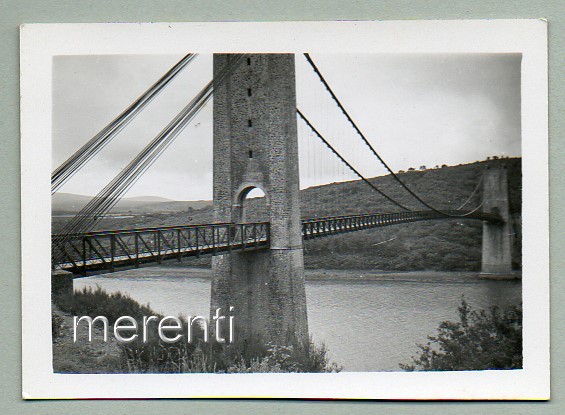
239, 187, 268, 223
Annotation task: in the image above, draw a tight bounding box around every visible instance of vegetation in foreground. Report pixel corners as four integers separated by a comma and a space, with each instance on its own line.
52, 286, 341, 374
400, 300, 522, 371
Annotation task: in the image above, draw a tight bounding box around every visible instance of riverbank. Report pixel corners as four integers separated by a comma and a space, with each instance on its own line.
92, 264, 521, 282
71, 266, 522, 371
52, 286, 340, 374
305, 269, 522, 282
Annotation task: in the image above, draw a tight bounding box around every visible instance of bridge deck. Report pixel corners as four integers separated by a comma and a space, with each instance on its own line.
53, 222, 270, 276
52, 210, 501, 275
302, 209, 500, 240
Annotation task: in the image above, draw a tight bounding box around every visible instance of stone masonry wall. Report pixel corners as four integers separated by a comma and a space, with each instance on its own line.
481, 166, 513, 274
210, 54, 308, 347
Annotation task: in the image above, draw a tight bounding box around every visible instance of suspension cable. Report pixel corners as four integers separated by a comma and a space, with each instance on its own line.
52, 53, 198, 193
456, 173, 484, 210
54, 85, 211, 245
303, 53, 470, 218
297, 109, 410, 211
53, 55, 246, 264
58, 54, 243, 235
458, 199, 485, 217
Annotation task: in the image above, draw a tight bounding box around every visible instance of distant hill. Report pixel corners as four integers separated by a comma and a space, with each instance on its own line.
52, 158, 521, 272
122, 196, 172, 203
52, 193, 92, 211
52, 193, 211, 215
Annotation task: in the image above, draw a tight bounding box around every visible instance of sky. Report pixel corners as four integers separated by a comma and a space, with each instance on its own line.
52, 53, 521, 201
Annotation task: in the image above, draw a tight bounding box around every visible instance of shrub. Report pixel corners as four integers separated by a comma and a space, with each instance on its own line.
53, 285, 155, 325
400, 300, 522, 371
121, 338, 203, 373
121, 324, 340, 373
225, 341, 342, 373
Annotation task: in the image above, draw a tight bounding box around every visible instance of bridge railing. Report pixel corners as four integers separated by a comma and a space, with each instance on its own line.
52, 222, 270, 274
52, 209, 501, 274
302, 210, 502, 240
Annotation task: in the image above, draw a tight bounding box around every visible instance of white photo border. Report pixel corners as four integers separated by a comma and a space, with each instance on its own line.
21, 20, 549, 399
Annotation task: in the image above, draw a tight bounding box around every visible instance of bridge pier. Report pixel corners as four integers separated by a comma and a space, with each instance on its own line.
481, 165, 513, 275
210, 54, 309, 349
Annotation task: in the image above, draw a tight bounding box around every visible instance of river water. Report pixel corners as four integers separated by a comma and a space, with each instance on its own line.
74, 266, 521, 372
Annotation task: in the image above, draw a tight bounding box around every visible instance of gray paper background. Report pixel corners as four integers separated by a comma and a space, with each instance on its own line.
2, 1, 563, 413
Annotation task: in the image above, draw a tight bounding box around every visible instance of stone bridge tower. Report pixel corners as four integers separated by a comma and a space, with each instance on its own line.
481, 165, 513, 275
211, 54, 309, 348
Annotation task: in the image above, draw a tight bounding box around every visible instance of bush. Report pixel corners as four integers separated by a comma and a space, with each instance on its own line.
120, 323, 341, 373
400, 300, 522, 371
54, 285, 155, 325
121, 338, 203, 373
225, 341, 342, 373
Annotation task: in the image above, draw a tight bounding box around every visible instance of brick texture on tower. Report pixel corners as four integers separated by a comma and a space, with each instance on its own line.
210, 54, 309, 347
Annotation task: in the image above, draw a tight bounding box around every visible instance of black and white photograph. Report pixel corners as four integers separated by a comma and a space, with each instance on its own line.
21, 20, 549, 399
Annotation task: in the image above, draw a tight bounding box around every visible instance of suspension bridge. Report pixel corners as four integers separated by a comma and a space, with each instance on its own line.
51, 53, 514, 347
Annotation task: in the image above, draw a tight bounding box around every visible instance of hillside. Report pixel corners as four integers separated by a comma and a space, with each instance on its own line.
300, 158, 521, 271
52, 193, 211, 215
52, 158, 521, 272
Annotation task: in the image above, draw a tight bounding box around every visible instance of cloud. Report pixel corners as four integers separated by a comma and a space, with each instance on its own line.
53, 53, 521, 200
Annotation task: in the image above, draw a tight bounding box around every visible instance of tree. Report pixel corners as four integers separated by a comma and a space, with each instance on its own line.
400, 300, 522, 371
